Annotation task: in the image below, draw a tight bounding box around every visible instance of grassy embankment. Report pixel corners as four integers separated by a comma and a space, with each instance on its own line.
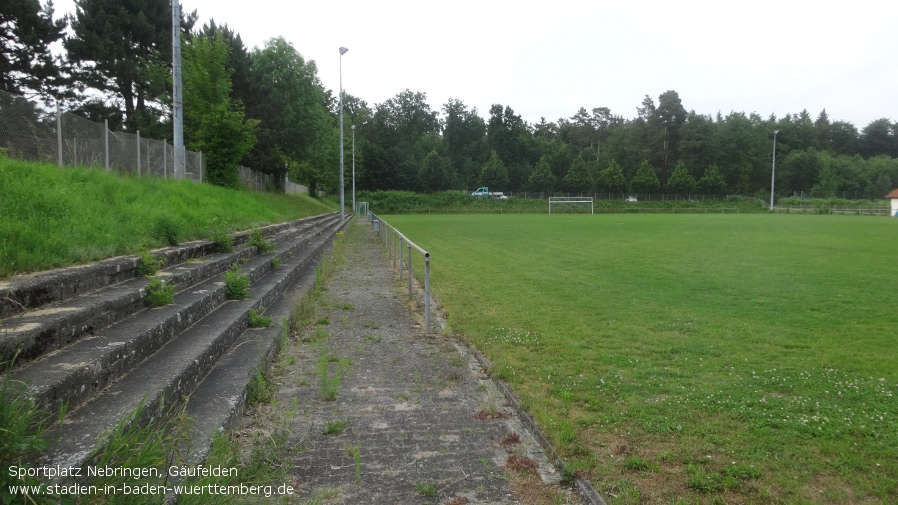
0, 159, 335, 278
387, 213, 898, 505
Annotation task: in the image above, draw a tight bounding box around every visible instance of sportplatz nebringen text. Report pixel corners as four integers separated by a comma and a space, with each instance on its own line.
7, 465, 294, 497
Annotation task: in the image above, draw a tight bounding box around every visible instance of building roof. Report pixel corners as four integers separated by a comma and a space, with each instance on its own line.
886, 188, 898, 199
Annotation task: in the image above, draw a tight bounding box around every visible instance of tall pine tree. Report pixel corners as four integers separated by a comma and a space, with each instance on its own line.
65, 0, 195, 133
0, 0, 67, 98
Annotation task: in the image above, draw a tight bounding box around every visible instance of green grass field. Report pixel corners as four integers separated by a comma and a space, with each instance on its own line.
385, 213, 898, 504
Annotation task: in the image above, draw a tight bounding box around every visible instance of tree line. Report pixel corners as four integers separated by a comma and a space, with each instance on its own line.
4, 0, 897, 198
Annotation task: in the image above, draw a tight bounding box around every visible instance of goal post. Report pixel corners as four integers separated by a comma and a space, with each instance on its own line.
548, 196, 594, 214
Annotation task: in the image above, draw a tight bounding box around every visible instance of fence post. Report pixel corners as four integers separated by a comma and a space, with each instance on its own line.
163, 140, 167, 179
56, 101, 62, 168
136, 130, 141, 176
104, 120, 109, 172
199, 151, 203, 183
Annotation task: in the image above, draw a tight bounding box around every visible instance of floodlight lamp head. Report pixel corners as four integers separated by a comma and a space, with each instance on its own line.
339, 47, 349, 55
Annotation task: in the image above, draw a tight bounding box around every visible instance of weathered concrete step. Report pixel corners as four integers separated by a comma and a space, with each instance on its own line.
180, 264, 318, 466
0, 214, 335, 320
0, 215, 339, 367
10, 217, 342, 414
44, 220, 344, 470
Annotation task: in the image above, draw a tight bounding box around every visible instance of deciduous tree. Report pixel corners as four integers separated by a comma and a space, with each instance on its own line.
596, 160, 628, 194
630, 160, 660, 194
479, 150, 508, 190
182, 31, 258, 187
665, 161, 696, 194
563, 155, 592, 193
528, 155, 556, 192
696, 164, 726, 195
247, 37, 331, 190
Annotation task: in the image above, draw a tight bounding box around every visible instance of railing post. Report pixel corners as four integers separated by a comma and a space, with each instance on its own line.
407, 243, 413, 299
424, 254, 431, 332
398, 237, 404, 281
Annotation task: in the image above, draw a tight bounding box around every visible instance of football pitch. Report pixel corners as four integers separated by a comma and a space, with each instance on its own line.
384, 213, 897, 504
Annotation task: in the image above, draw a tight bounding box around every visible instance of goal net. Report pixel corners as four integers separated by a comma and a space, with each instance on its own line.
548, 196, 594, 214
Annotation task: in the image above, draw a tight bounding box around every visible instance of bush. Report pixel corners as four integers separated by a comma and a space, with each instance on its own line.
137, 251, 164, 277
224, 263, 249, 300
146, 276, 175, 306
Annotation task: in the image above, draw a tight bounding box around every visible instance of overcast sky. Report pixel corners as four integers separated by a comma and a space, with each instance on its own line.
52, 0, 898, 129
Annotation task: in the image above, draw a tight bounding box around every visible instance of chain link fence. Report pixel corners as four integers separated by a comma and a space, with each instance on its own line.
1, 89, 204, 181
0, 89, 290, 191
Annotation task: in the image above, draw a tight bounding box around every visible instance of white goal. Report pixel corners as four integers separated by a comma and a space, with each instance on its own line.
548, 196, 594, 214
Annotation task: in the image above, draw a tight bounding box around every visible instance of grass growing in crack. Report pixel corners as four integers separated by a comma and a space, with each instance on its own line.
323, 420, 348, 435
145, 275, 175, 307
247, 369, 274, 404
343, 442, 362, 482
248, 307, 273, 328
248, 228, 275, 253
415, 482, 438, 498
224, 262, 249, 300
137, 250, 164, 276
270, 257, 282, 269
318, 340, 349, 401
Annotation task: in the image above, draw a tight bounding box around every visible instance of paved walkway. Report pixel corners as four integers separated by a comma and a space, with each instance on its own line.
273, 222, 578, 504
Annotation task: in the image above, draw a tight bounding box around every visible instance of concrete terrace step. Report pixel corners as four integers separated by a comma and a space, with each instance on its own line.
179, 273, 314, 466
11, 216, 341, 415
43, 217, 348, 470
0, 214, 337, 367
0, 214, 334, 320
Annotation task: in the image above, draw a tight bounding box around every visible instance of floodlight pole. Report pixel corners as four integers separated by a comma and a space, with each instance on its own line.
339, 46, 348, 221
171, 0, 185, 179
351, 124, 356, 215
770, 130, 779, 211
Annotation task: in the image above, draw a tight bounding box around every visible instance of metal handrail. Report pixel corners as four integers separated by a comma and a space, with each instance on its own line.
369, 213, 432, 332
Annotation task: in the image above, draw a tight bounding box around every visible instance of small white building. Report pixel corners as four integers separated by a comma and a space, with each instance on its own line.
887, 188, 898, 217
